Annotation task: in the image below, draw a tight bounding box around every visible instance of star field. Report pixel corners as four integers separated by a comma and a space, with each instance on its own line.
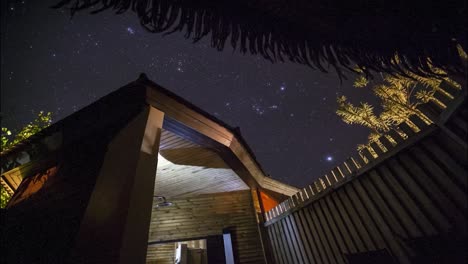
1, 0, 378, 187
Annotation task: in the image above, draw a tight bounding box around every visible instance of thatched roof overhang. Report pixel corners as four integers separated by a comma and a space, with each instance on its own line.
53, 0, 467, 79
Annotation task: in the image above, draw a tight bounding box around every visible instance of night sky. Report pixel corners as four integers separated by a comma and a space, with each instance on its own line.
1, 1, 378, 187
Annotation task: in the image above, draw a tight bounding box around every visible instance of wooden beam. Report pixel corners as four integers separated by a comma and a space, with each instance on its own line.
71, 106, 164, 263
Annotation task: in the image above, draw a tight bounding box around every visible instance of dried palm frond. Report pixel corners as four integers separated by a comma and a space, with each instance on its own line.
52, 0, 467, 79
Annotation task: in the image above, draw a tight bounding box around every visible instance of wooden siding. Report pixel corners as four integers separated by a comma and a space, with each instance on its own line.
264, 84, 467, 263
146, 243, 175, 264
147, 190, 265, 264
266, 125, 467, 263
1, 168, 23, 196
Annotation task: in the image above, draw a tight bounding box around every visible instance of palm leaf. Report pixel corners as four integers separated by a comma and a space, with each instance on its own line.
52, 0, 467, 79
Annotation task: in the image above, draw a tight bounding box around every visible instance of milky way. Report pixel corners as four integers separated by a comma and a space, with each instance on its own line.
1, 0, 378, 187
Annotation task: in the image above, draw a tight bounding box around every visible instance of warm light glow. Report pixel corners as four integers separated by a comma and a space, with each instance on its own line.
8, 166, 57, 207
260, 191, 279, 212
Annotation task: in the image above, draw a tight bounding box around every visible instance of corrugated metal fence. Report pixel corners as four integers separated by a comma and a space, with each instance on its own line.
264, 81, 467, 263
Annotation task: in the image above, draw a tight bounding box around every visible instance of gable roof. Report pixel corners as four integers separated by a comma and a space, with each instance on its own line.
1, 74, 298, 197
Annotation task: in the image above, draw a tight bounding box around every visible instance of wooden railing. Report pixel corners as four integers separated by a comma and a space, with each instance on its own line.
264, 81, 464, 223
263, 81, 467, 263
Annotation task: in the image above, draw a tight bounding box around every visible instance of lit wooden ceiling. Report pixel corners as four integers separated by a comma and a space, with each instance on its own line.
154, 129, 249, 199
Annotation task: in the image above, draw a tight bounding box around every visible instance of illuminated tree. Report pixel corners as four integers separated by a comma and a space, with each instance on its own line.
1, 111, 52, 152
336, 96, 389, 135
337, 68, 460, 151
1, 187, 10, 208
1, 111, 52, 208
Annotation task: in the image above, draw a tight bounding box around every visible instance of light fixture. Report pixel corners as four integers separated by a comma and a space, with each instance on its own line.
154, 196, 173, 208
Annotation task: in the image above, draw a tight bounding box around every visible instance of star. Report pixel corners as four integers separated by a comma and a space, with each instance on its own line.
126, 27, 135, 34
1, 2, 383, 188
252, 103, 265, 115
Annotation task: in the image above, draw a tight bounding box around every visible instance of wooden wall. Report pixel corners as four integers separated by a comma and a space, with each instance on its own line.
1, 86, 148, 264
147, 190, 266, 264
146, 243, 175, 264
265, 87, 467, 263
1, 135, 111, 263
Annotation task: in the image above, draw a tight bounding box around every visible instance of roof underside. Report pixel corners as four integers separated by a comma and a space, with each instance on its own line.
155, 129, 249, 199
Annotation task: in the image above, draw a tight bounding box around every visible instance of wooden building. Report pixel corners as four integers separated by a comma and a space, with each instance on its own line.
1, 74, 466, 264
0, 74, 297, 264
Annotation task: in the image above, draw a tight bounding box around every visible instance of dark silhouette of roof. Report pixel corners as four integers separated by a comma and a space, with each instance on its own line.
1, 74, 268, 181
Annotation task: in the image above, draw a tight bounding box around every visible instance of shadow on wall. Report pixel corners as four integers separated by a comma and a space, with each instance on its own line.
7, 166, 58, 208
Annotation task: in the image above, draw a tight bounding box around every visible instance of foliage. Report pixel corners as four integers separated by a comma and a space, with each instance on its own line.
1, 111, 52, 208
1, 111, 52, 152
336, 67, 460, 152
458, 44, 468, 61
353, 75, 369, 88
336, 96, 390, 135
52, 0, 467, 80
1, 186, 11, 208
1, 127, 12, 150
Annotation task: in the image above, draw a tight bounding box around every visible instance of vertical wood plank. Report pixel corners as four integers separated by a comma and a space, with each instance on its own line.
268, 226, 282, 264
292, 213, 315, 264
329, 192, 367, 253
314, 201, 346, 264
336, 189, 376, 251
421, 139, 467, 189
368, 166, 424, 238
376, 164, 437, 236
307, 206, 337, 264
389, 156, 453, 232
273, 223, 288, 264
288, 214, 310, 263
319, 199, 350, 255
409, 146, 466, 211
344, 184, 387, 250
352, 179, 410, 263
324, 195, 358, 253
363, 172, 410, 239
302, 209, 330, 264
282, 219, 301, 263
298, 210, 323, 264
277, 220, 294, 264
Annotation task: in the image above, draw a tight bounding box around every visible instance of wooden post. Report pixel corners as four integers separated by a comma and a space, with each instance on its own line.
71, 106, 164, 263
251, 188, 272, 263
